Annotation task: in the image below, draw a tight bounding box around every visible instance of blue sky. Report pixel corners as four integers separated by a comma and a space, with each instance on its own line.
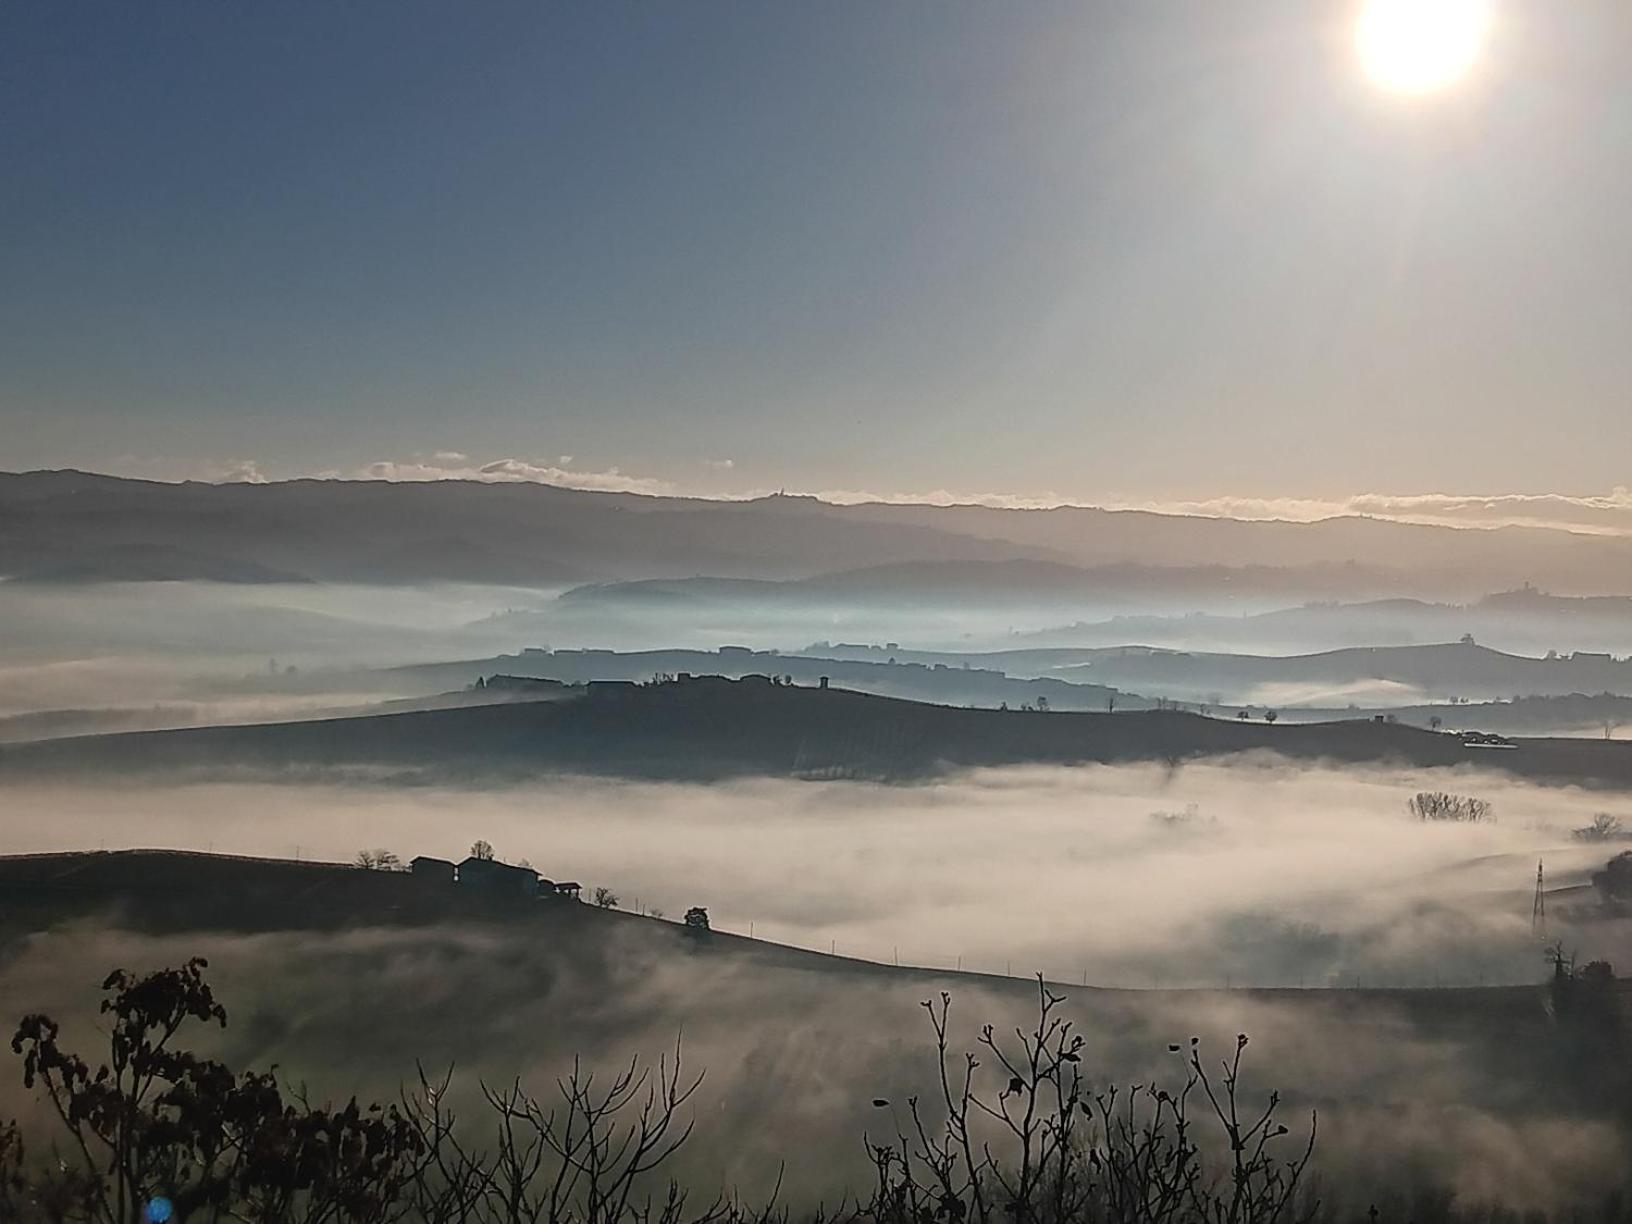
3, 1, 1629, 505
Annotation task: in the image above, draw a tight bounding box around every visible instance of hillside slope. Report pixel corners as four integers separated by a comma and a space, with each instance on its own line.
7, 679, 1632, 789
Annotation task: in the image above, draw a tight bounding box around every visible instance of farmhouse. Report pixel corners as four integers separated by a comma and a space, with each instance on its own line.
457, 855, 541, 896
410, 855, 455, 884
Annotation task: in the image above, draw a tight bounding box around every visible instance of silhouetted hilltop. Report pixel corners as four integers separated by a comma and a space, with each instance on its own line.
8, 470, 1632, 593
0, 849, 952, 987
388, 646, 1129, 711
0, 850, 1576, 1036
7, 678, 1632, 789
0, 679, 574, 746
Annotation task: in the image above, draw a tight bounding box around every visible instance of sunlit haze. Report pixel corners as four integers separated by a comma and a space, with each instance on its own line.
5, 5, 1632, 1220
4, 0, 1629, 501
1357, 0, 1493, 95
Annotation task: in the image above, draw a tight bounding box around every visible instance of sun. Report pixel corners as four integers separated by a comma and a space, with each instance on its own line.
1356, 0, 1492, 96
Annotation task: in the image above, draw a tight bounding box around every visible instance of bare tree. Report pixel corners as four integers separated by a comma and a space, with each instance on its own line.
593, 887, 620, 909
1573, 813, 1627, 843
1408, 792, 1492, 823
356, 848, 404, 871
3, 960, 1329, 1224
470, 840, 496, 861
865, 979, 1316, 1224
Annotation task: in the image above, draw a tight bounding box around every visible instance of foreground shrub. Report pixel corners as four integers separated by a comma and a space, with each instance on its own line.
4, 962, 1316, 1224
10, 958, 421, 1223
864, 982, 1314, 1224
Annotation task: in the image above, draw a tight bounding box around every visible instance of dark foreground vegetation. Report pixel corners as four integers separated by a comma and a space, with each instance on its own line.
0, 961, 1321, 1224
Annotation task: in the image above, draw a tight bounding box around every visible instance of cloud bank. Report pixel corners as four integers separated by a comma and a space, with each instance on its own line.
8, 761, 1623, 989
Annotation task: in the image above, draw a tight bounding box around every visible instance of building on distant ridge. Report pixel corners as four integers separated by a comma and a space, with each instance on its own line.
410, 856, 455, 884
457, 856, 539, 896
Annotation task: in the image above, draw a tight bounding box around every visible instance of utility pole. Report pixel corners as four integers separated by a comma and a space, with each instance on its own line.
1532, 859, 1546, 937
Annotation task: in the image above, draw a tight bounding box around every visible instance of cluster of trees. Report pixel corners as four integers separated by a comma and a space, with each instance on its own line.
0, 963, 1313, 1224
1407, 792, 1493, 824
1593, 851, 1632, 903
1574, 814, 1632, 844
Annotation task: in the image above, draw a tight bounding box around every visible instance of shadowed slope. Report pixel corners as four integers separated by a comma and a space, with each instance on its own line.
7, 679, 1632, 789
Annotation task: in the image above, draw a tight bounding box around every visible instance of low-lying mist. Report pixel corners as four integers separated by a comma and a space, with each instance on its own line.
7, 760, 1628, 989
0, 915, 1622, 1215
4, 760, 1632, 1214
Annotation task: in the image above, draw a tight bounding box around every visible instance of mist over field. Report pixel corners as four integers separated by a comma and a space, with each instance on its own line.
0, 904, 1624, 1215
8, 762, 1626, 988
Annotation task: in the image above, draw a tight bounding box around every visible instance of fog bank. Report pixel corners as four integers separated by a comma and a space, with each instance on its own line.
7, 761, 1629, 989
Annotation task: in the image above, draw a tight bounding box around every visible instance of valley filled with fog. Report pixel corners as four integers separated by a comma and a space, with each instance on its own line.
8, 761, 1624, 989
13, 0, 1632, 1214
9, 574, 1632, 741
6, 478, 1632, 1219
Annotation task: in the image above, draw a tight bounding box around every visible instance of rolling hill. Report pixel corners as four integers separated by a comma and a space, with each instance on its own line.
7, 678, 1632, 790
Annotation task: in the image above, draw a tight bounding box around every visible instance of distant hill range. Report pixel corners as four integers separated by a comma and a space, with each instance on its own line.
8, 678, 1632, 790
550, 560, 1426, 612
1054, 642, 1632, 705
1008, 589, 1632, 655
815, 640, 1632, 704
7, 470, 1632, 595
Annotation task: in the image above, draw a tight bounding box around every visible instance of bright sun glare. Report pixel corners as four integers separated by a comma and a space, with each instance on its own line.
1356, 0, 1492, 96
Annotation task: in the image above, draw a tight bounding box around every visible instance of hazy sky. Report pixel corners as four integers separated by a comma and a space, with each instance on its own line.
4, 1, 1629, 502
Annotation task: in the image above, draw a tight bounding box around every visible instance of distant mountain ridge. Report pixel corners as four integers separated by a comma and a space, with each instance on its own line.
6, 470, 1632, 593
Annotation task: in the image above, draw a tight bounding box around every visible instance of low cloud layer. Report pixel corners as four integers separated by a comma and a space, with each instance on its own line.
1114, 489, 1632, 536
0, 889, 1624, 1213
4, 761, 1631, 1212
349, 455, 677, 495
810, 486, 1632, 536
8, 761, 1627, 989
